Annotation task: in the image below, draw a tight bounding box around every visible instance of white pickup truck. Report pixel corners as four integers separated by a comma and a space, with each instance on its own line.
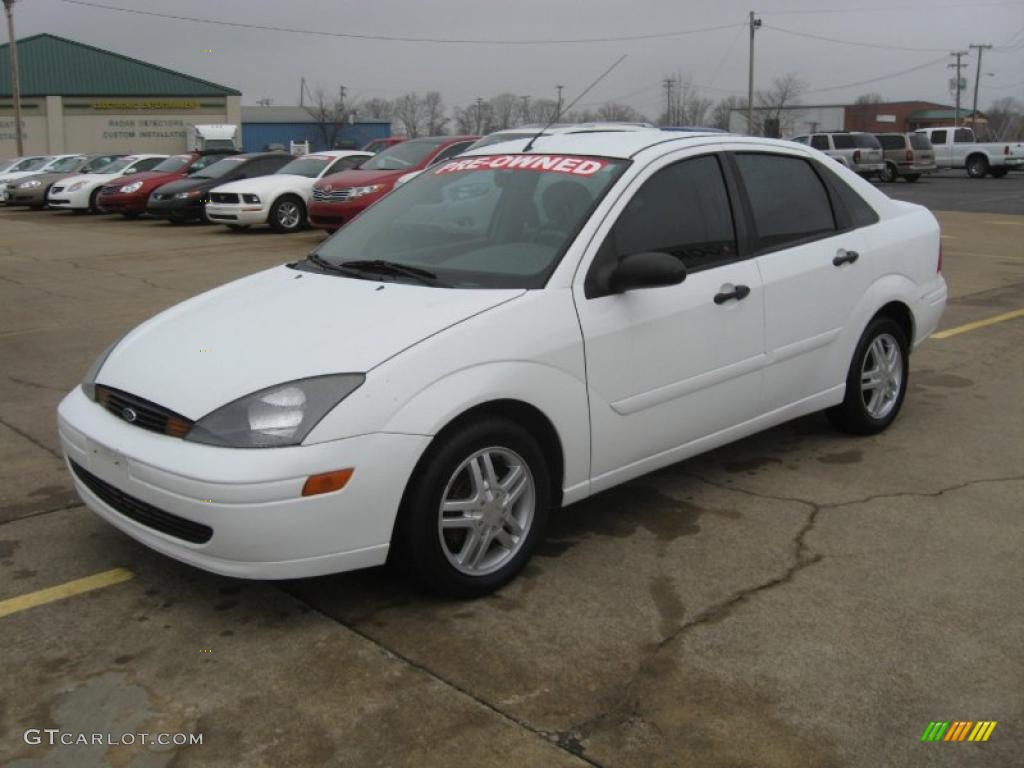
915, 126, 1024, 178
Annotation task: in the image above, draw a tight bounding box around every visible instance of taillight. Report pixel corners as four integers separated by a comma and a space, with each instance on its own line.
1005, 145, 1011, 155
906, 149, 913, 161
853, 150, 861, 163
937, 242, 943, 273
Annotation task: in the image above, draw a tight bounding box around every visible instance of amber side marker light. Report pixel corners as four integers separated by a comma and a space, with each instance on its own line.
302, 469, 354, 497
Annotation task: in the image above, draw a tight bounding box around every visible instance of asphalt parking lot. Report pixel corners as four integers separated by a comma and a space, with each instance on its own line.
0, 177, 1021, 767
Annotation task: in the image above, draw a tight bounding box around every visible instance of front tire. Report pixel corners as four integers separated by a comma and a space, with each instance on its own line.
392, 418, 551, 597
966, 155, 989, 178
88, 189, 102, 213
269, 195, 305, 233
827, 316, 909, 435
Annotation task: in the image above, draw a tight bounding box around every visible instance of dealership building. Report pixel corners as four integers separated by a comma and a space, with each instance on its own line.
0, 34, 241, 155
729, 100, 987, 136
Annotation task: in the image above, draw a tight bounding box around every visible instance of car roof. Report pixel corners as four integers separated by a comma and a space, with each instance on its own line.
299, 150, 372, 158
461, 128, 740, 159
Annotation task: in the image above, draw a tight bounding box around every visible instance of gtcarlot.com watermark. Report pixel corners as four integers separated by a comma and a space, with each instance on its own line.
24, 729, 202, 747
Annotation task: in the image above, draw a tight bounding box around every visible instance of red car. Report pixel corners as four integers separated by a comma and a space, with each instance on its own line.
96, 152, 236, 218
308, 136, 477, 231
362, 136, 406, 154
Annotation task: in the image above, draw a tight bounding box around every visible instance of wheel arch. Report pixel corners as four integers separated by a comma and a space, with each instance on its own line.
872, 300, 915, 351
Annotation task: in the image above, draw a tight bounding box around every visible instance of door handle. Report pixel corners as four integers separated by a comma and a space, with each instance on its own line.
833, 249, 860, 266
714, 284, 751, 304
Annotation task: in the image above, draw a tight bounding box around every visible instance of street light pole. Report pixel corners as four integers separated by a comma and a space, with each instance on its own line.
747, 11, 762, 135
3, 0, 23, 156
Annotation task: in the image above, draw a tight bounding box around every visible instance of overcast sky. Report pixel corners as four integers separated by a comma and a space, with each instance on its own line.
13, 0, 1024, 114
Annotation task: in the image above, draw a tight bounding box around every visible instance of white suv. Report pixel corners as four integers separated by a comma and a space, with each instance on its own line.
792, 132, 886, 178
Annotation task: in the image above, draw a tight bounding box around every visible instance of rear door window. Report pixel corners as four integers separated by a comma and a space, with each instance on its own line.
954, 129, 974, 143
930, 130, 947, 144
811, 135, 830, 151
734, 153, 836, 251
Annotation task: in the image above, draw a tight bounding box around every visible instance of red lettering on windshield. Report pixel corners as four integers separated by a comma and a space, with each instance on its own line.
434, 155, 608, 177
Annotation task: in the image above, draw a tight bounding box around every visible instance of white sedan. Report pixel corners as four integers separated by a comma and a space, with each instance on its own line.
58, 130, 946, 596
206, 150, 372, 232
48, 154, 167, 213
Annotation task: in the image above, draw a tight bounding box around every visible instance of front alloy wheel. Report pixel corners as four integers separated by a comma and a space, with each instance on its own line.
270, 197, 304, 232
393, 417, 550, 597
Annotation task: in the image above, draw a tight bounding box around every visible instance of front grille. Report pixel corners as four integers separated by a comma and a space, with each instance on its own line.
209, 192, 239, 204
95, 385, 193, 438
70, 460, 213, 544
312, 187, 352, 202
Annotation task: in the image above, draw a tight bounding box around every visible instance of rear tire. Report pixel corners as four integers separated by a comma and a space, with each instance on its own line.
966, 155, 989, 178
827, 316, 909, 435
269, 195, 305, 233
392, 417, 551, 598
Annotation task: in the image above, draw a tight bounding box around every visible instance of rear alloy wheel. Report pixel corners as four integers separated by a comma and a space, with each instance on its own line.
966, 155, 989, 178
270, 196, 305, 233
827, 316, 909, 435
880, 163, 899, 183
393, 418, 550, 597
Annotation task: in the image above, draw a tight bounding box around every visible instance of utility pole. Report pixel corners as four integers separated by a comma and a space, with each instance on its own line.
948, 50, 968, 127
338, 85, 346, 110
747, 11, 762, 135
555, 84, 564, 117
969, 43, 992, 129
300, 77, 305, 107
474, 97, 484, 134
520, 95, 530, 123
662, 78, 675, 126
3, 0, 23, 156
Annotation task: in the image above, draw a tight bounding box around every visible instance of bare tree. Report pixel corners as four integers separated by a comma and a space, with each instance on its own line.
422, 91, 449, 135
305, 86, 352, 149
711, 95, 747, 130
361, 97, 393, 120
753, 74, 807, 136
454, 101, 492, 135
529, 98, 560, 124
596, 102, 645, 122
392, 92, 425, 138
854, 92, 884, 105
489, 93, 519, 131
986, 96, 1024, 140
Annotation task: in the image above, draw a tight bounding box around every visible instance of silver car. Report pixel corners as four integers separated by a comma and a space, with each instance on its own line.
792, 132, 886, 178
874, 132, 936, 183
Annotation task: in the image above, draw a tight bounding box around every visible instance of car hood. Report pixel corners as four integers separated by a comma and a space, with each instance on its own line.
58, 172, 120, 187
315, 168, 406, 189
154, 176, 221, 195
115, 170, 185, 190
212, 174, 313, 195
96, 265, 525, 419
7, 170, 80, 186
0, 171, 45, 183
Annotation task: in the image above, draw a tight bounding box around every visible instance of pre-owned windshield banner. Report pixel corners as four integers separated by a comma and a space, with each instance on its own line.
434, 155, 608, 177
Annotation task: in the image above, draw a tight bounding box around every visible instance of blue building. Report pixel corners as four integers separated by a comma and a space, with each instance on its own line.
241, 106, 390, 152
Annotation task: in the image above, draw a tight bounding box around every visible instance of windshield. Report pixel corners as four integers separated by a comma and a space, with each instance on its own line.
82, 155, 124, 172
193, 157, 246, 178
12, 157, 50, 172
311, 154, 627, 289
360, 139, 449, 171
46, 156, 85, 173
276, 156, 332, 177
152, 155, 192, 173
101, 156, 142, 174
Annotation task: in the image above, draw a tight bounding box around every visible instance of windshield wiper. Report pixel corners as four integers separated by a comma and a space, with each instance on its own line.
340, 259, 446, 286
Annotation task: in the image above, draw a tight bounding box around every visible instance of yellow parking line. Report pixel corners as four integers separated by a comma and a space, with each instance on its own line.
0, 568, 133, 618
932, 308, 1024, 340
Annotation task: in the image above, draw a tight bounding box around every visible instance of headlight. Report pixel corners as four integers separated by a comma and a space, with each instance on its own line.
80, 337, 125, 401
242, 194, 260, 204
68, 181, 88, 192
17, 179, 42, 189
185, 374, 365, 448
174, 190, 199, 199
344, 184, 385, 199
120, 181, 143, 193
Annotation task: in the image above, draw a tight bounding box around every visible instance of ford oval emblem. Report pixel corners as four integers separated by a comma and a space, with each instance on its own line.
122, 407, 138, 423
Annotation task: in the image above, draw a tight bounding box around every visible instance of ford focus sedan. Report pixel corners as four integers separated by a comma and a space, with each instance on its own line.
58, 131, 946, 596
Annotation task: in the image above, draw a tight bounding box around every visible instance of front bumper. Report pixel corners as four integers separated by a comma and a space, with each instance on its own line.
98, 192, 148, 214
58, 386, 430, 579
205, 202, 269, 225
47, 186, 92, 210
146, 196, 207, 219
307, 199, 372, 230
4, 184, 47, 206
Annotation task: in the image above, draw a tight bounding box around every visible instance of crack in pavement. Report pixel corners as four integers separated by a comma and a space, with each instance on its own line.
69, 259, 165, 292
0, 415, 63, 461
5, 375, 68, 393
0, 274, 78, 300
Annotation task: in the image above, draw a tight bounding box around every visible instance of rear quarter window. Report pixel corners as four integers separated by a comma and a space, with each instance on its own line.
831, 135, 856, 149
909, 133, 932, 150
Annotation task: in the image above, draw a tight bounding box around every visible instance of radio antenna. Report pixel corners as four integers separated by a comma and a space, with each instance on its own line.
522, 54, 628, 152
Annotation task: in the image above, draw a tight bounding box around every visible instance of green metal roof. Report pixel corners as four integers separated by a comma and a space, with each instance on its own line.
0, 34, 240, 97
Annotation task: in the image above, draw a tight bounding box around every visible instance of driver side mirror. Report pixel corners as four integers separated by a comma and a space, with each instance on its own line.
609, 252, 687, 293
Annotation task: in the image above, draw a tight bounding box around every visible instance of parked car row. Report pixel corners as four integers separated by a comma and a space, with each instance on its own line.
791, 126, 1023, 181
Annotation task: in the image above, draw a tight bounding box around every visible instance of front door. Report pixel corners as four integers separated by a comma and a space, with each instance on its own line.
573, 153, 765, 491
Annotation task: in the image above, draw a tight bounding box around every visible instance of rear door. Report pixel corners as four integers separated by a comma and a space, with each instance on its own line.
928, 130, 952, 166
732, 151, 874, 410
573, 151, 765, 490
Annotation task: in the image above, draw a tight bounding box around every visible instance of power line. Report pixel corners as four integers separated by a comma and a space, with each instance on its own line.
58, 0, 745, 45
768, 1, 1024, 14
805, 54, 950, 93
765, 24, 951, 52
